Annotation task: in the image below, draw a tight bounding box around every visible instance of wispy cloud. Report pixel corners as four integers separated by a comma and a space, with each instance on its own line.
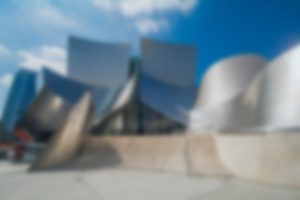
37, 4, 78, 28
136, 18, 168, 34
92, 0, 198, 34
92, 0, 197, 16
0, 44, 10, 57
0, 73, 13, 87
18, 46, 67, 75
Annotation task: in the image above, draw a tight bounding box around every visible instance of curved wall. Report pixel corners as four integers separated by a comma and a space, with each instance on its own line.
141, 38, 197, 87
68, 36, 131, 88
140, 74, 197, 124
196, 55, 267, 109
251, 45, 300, 130
225, 45, 300, 131
141, 39, 198, 124
18, 69, 93, 138
31, 93, 93, 170
189, 55, 267, 132
191, 45, 300, 132
18, 88, 72, 139
92, 74, 137, 127
43, 69, 93, 103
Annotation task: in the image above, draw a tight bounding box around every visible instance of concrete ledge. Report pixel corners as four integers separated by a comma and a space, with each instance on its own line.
215, 133, 300, 187
78, 135, 230, 176
31, 129, 300, 188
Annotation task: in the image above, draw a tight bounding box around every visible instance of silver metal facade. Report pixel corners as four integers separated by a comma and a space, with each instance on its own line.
19, 36, 300, 135
141, 38, 197, 86
140, 39, 198, 124
189, 55, 267, 132
31, 93, 93, 170
18, 88, 72, 140
190, 45, 300, 133
196, 55, 267, 109
140, 74, 197, 124
68, 36, 131, 88
247, 45, 300, 131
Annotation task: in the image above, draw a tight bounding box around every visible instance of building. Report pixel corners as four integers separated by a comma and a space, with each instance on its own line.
189, 55, 267, 132
15, 37, 198, 141
7, 36, 300, 141
138, 38, 198, 133
1, 69, 36, 141
18, 36, 136, 140
189, 45, 300, 133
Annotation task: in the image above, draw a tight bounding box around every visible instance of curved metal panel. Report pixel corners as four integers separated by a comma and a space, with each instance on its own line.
197, 55, 267, 109
141, 74, 197, 124
68, 36, 131, 88
189, 55, 267, 132
230, 45, 300, 131
43, 68, 114, 118
252, 45, 300, 130
19, 69, 97, 137
190, 45, 300, 132
18, 88, 72, 133
141, 38, 197, 87
111, 74, 137, 112
190, 92, 261, 132
31, 93, 93, 170
43, 69, 93, 104
91, 74, 137, 126
140, 39, 198, 125
20, 67, 137, 137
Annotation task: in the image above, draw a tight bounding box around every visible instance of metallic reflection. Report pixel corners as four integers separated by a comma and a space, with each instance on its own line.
31, 93, 93, 170
141, 39, 198, 125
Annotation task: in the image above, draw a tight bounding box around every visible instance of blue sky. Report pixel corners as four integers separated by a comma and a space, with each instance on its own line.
0, 0, 300, 115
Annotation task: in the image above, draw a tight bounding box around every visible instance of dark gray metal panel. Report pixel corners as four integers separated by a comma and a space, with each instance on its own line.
68, 36, 131, 88
141, 38, 197, 87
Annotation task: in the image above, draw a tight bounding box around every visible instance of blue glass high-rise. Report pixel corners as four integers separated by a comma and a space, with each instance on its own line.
1, 69, 36, 141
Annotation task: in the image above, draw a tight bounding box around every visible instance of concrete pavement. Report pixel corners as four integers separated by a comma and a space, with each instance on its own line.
1, 161, 300, 200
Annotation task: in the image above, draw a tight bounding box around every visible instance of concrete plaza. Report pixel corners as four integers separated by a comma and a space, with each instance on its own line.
0, 161, 300, 200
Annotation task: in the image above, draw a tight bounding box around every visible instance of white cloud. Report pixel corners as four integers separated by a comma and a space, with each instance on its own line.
93, 0, 198, 16
18, 46, 67, 75
37, 4, 77, 28
0, 73, 13, 87
136, 18, 168, 34
92, 0, 197, 34
0, 44, 10, 57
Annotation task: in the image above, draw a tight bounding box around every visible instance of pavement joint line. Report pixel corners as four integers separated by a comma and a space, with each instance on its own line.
75, 173, 105, 200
